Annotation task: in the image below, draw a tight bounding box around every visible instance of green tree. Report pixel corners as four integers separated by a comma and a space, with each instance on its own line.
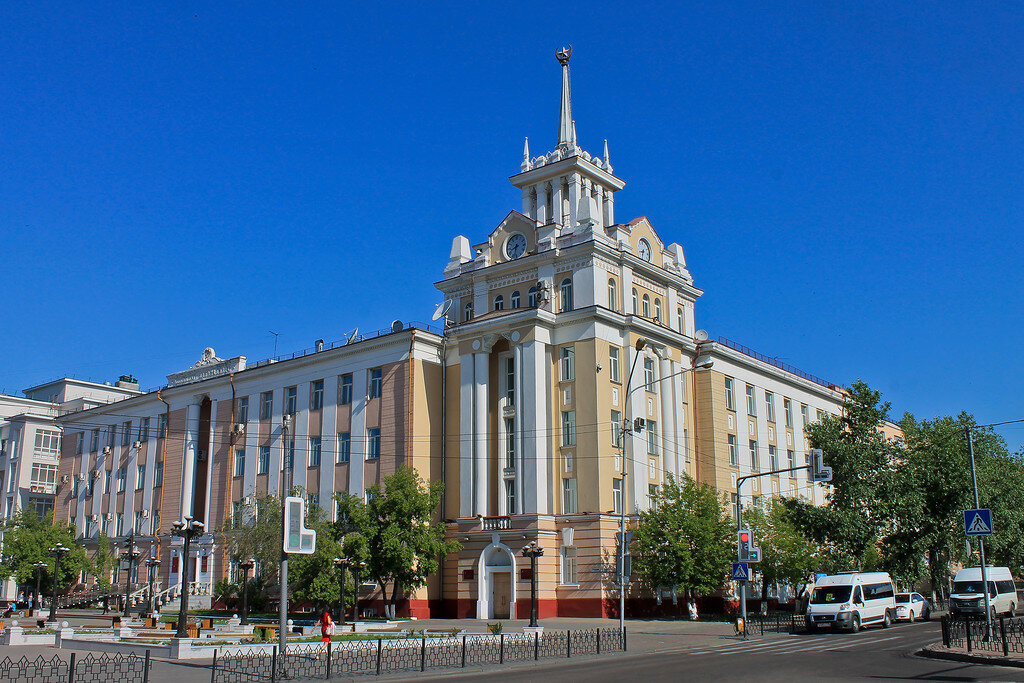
218, 494, 284, 586
0, 510, 91, 595
744, 503, 820, 601
334, 466, 460, 619
93, 533, 117, 588
631, 474, 734, 601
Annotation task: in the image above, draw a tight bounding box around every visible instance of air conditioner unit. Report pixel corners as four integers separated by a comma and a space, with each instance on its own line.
132, 441, 142, 449
90, 514, 100, 522
242, 496, 254, 506
76, 473, 86, 482
62, 475, 70, 483
103, 446, 111, 455
197, 450, 207, 462
141, 510, 150, 518
233, 424, 245, 435
105, 513, 113, 521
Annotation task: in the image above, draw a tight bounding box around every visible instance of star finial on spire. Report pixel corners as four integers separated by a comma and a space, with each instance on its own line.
557, 46, 574, 150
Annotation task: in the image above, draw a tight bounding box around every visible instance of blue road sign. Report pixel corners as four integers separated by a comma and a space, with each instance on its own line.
964, 508, 993, 536
732, 562, 750, 581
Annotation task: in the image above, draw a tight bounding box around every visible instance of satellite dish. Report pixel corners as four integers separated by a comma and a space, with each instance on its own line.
344, 328, 359, 345
432, 299, 453, 322
391, 320, 404, 333
695, 329, 709, 342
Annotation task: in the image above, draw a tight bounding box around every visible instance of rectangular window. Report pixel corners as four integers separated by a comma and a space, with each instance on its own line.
368, 368, 382, 399
30, 463, 59, 493
769, 444, 778, 470
260, 391, 273, 420
258, 446, 270, 474
505, 479, 516, 514
117, 467, 126, 492
644, 358, 656, 391
309, 437, 322, 466
104, 470, 111, 494
730, 493, 739, 522
311, 380, 324, 410
340, 374, 353, 405
562, 478, 578, 514
237, 397, 249, 424
505, 357, 515, 404
784, 399, 793, 428
728, 434, 738, 466
116, 513, 124, 537
108, 426, 117, 448
560, 346, 575, 381
286, 439, 295, 469
613, 478, 623, 514
725, 377, 735, 411
504, 418, 515, 469
765, 392, 775, 423
74, 432, 83, 455
788, 449, 796, 476
122, 421, 132, 446
134, 510, 144, 535
817, 409, 826, 421
232, 501, 244, 528
234, 448, 245, 477
367, 428, 381, 459
609, 346, 620, 383
337, 433, 351, 463
285, 386, 297, 415
561, 546, 578, 585
307, 493, 319, 510
153, 508, 160, 531
611, 410, 622, 448
746, 385, 757, 416
647, 419, 659, 455
33, 429, 61, 459
561, 410, 576, 447
154, 461, 163, 487
749, 440, 759, 471
91, 429, 100, 451
801, 404, 810, 427
158, 414, 167, 439
649, 484, 660, 507
140, 418, 150, 442
136, 464, 145, 489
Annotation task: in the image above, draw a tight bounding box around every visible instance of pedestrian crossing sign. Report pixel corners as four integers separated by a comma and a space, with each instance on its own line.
732, 562, 750, 581
964, 508, 993, 536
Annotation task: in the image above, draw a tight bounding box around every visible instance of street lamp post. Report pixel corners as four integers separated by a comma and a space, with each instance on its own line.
521, 542, 544, 628
33, 561, 48, 617
171, 516, 205, 638
145, 556, 161, 618
238, 559, 254, 626
351, 560, 366, 621
121, 533, 141, 617
47, 543, 69, 623
333, 558, 349, 622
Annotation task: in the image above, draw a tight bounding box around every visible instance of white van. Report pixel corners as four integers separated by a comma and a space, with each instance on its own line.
805, 572, 897, 632
949, 566, 1018, 619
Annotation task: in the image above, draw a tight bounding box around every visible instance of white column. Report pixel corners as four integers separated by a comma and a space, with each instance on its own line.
203, 398, 217, 524
553, 179, 565, 226
628, 348, 648, 513
603, 188, 614, 227
242, 394, 257, 501
292, 383, 309, 493
320, 378, 338, 519
674, 372, 688, 478
659, 358, 677, 481
267, 389, 283, 496
473, 351, 489, 517
348, 369, 368, 499
567, 173, 580, 229
513, 343, 524, 515
521, 340, 550, 514
459, 354, 476, 518
181, 402, 200, 520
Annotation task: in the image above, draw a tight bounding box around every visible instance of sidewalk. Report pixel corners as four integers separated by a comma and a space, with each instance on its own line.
920, 642, 1024, 670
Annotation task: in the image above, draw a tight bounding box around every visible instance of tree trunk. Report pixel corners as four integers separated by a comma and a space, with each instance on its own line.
388, 580, 402, 620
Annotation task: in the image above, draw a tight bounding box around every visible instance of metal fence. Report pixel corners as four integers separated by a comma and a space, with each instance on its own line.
748, 612, 804, 635
942, 615, 1024, 657
213, 628, 626, 682
0, 651, 150, 683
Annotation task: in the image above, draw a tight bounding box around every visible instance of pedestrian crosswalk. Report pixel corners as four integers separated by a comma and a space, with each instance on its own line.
664, 631, 915, 657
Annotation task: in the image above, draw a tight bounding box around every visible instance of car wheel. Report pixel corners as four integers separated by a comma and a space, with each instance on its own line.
851, 614, 861, 633
922, 606, 931, 621
883, 610, 892, 628
908, 610, 915, 623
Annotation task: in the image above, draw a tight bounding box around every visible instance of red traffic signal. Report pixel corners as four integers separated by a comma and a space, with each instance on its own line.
739, 531, 750, 543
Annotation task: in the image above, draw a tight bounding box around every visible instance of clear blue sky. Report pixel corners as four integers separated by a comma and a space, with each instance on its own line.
2, 2, 1021, 452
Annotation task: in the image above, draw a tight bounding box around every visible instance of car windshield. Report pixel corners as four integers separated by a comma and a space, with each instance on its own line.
811, 586, 852, 604
895, 594, 910, 603
954, 581, 995, 596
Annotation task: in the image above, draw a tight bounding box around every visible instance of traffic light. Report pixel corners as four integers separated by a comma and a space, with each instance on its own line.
809, 448, 833, 482
738, 529, 762, 564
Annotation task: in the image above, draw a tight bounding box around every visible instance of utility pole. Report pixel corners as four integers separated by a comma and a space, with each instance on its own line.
279, 414, 292, 661
965, 426, 993, 639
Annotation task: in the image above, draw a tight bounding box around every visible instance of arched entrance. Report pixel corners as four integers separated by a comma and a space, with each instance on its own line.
476, 535, 517, 620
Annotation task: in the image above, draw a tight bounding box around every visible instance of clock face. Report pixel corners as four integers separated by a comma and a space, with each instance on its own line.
637, 239, 652, 261
505, 233, 527, 259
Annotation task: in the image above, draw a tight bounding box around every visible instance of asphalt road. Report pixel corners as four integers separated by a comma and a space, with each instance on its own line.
403, 620, 1024, 682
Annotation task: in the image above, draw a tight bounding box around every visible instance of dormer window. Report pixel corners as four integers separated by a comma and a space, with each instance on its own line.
494, 295, 504, 311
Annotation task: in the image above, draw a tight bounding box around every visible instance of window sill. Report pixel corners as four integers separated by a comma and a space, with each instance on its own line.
559, 583, 581, 588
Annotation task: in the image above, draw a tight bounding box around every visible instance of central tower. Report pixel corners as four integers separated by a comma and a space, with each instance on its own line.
510, 47, 625, 234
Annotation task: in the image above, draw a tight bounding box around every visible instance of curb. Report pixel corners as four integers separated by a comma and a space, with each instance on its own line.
918, 646, 1024, 670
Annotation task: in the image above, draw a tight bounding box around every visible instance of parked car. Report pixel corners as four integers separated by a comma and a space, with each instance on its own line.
894, 592, 931, 621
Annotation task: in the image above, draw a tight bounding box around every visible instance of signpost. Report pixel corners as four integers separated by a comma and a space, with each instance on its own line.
964, 508, 993, 536
732, 562, 750, 581
964, 427, 993, 639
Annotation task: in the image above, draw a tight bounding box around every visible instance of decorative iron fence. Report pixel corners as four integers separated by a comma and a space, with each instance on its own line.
213, 628, 626, 681
748, 612, 805, 635
942, 615, 1024, 657
0, 651, 149, 683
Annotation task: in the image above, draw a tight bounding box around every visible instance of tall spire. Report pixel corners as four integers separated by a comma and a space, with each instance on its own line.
521, 137, 530, 172
556, 46, 574, 149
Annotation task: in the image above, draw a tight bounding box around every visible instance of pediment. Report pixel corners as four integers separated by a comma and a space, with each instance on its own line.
476, 211, 542, 266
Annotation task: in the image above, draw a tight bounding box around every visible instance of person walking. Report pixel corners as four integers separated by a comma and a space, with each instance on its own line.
319, 608, 334, 646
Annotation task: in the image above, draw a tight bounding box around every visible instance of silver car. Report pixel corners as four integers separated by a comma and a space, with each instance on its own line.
894, 592, 931, 622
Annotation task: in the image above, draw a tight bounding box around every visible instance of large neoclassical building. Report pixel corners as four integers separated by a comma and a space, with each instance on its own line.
54, 51, 858, 619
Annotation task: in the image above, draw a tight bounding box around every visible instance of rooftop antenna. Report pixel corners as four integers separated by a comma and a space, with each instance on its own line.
269, 330, 280, 357
432, 299, 453, 329
344, 328, 359, 345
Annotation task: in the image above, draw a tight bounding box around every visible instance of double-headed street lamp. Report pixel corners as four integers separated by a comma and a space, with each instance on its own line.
33, 561, 48, 617
521, 541, 544, 628
237, 559, 254, 626
119, 532, 142, 617
145, 555, 161, 617
616, 336, 713, 632
351, 560, 366, 621
171, 516, 205, 638
332, 557, 350, 622
47, 543, 69, 623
